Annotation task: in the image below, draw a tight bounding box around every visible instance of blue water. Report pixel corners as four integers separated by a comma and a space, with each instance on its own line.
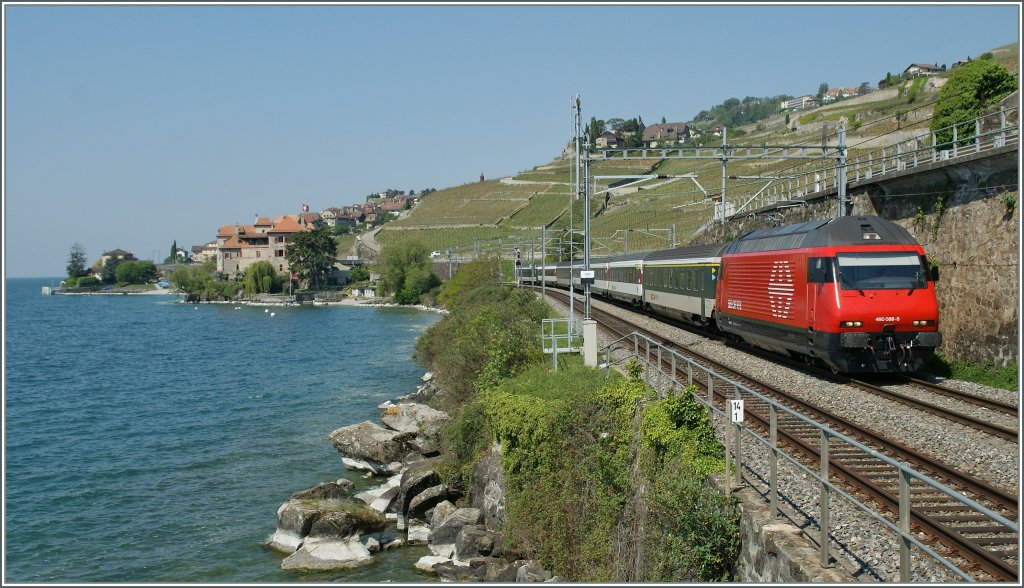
4, 278, 442, 582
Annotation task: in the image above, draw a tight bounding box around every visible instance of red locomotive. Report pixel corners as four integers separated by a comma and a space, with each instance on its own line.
715, 215, 941, 373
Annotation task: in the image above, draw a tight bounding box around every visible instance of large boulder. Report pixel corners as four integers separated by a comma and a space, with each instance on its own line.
352, 473, 402, 515
266, 500, 321, 554
407, 484, 450, 519
430, 507, 482, 547
468, 557, 526, 582
471, 441, 507, 529
278, 506, 386, 572
381, 403, 449, 457
280, 537, 372, 571
379, 402, 449, 437
397, 458, 443, 517
516, 560, 553, 582
290, 480, 352, 501
328, 421, 415, 474
454, 524, 499, 561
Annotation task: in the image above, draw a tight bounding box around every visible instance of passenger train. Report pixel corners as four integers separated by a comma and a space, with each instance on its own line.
529, 215, 942, 374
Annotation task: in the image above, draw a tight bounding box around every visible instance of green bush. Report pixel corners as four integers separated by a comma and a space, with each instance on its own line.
77, 276, 100, 287
483, 361, 636, 581
637, 386, 739, 581
63, 277, 79, 287
931, 59, 1017, 148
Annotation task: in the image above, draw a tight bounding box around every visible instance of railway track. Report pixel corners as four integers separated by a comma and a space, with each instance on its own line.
535, 285, 1019, 443
538, 287, 1019, 581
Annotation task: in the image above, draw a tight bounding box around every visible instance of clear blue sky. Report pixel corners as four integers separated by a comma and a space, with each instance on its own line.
4, 3, 1020, 277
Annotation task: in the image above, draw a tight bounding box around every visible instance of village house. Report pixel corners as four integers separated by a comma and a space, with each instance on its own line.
100, 248, 136, 266
903, 63, 944, 77
190, 241, 218, 265
780, 95, 819, 111
215, 214, 313, 280
642, 122, 688, 146
594, 131, 622, 148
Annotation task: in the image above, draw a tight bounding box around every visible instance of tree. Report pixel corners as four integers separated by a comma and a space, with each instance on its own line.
242, 260, 280, 297
66, 242, 89, 278
377, 240, 440, 304
114, 260, 157, 284
169, 260, 239, 302
858, 82, 871, 95
286, 225, 337, 289
100, 257, 124, 284
348, 266, 370, 284
931, 59, 1017, 148
660, 116, 667, 124
817, 82, 829, 99
587, 117, 606, 140
606, 118, 625, 132
168, 240, 178, 264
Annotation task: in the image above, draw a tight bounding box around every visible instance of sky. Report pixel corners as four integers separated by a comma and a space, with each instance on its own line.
3, 2, 1020, 277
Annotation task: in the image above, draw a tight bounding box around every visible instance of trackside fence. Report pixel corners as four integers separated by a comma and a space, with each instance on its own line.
599, 331, 1018, 582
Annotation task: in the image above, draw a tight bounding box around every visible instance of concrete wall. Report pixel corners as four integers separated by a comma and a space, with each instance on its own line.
696, 148, 1018, 368
706, 476, 854, 583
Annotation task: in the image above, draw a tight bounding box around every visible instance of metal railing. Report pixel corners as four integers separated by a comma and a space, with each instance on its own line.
541, 317, 581, 369
737, 106, 1018, 214
599, 331, 1019, 582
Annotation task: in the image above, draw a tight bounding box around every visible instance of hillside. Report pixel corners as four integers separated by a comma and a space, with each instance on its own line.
375, 42, 1018, 258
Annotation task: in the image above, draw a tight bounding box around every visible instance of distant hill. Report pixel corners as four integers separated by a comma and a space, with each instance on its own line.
374, 42, 1018, 259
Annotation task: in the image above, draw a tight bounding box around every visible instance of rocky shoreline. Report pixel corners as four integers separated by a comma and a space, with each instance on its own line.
264, 373, 557, 581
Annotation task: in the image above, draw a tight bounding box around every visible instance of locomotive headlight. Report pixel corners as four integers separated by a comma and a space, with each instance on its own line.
840, 321, 863, 328
912, 320, 935, 327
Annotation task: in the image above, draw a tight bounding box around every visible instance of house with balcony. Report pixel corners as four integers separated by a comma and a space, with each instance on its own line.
903, 63, 944, 77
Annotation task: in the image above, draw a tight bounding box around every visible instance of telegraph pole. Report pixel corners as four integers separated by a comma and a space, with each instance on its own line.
837, 124, 848, 218
720, 126, 728, 224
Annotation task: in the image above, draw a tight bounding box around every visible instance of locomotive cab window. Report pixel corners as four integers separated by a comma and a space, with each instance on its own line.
835, 252, 927, 290
807, 257, 834, 283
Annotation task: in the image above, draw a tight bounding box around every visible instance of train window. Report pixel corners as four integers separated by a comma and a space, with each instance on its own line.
835, 252, 926, 290
807, 257, 834, 283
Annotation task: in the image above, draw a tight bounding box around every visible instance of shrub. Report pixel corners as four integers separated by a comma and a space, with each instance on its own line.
77, 276, 100, 287
63, 277, 79, 287
931, 59, 1017, 148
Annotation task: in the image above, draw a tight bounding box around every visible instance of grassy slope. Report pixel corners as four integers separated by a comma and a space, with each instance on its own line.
378, 42, 1018, 258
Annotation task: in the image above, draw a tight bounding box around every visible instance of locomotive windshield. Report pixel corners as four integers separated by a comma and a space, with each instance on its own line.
835, 252, 927, 290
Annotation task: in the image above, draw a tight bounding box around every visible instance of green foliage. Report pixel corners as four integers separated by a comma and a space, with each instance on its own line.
635, 387, 738, 581
482, 364, 639, 580
63, 277, 79, 287
169, 260, 239, 302
905, 76, 927, 104
286, 225, 338, 289
702, 95, 790, 128
77, 275, 99, 287
437, 399, 493, 493
931, 59, 1017, 148
114, 260, 157, 285
640, 451, 741, 581
640, 386, 722, 477
66, 242, 89, 278
415, 279, 547, 406
377, 240, 440, 304
922, 353, 1018, 391
242, 260, 280, 297
1000, 191, 1017, 212
100, 257, 123, 284
347, 266, 370, 283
